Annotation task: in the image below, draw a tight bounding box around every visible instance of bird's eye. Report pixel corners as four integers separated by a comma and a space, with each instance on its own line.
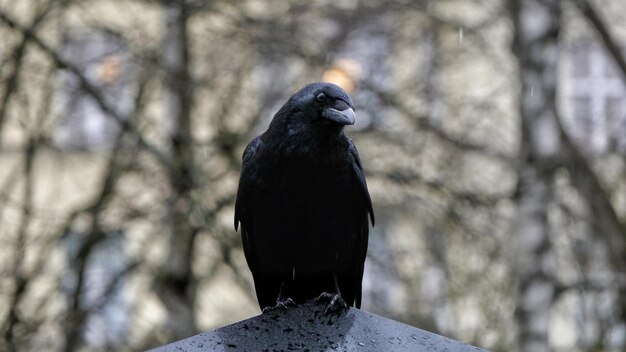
316, 93, 326, 102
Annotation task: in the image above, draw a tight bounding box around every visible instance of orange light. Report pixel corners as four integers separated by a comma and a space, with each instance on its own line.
99, 55, 122, 83
321, 58, 362, 93
322, 68, 355, 93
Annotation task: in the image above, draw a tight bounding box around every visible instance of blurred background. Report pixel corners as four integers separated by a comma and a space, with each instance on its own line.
0, 0, 625, 351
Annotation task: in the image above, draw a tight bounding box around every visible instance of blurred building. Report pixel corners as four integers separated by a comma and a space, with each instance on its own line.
0, 1, 625, 351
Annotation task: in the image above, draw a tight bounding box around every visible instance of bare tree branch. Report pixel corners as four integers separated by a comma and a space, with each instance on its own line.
0, 0, 56, 135
574, 0, 626, 86
363, 82, 514, 163
553, 113, 626, 324
1, 139, 37, 352
0, 9, 173, 170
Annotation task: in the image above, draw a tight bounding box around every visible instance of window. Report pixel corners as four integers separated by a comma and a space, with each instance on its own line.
565, 42, 626, 154
54, 31, 134, 150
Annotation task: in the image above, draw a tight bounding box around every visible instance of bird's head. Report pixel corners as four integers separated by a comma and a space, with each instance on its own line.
272, 83, 356, 131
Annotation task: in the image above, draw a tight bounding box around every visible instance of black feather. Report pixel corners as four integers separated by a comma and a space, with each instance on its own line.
235, 83, 374, 309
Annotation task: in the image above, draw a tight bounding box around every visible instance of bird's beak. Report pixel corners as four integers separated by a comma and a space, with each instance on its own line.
322, 101, 356, 126
323, 107, 355, 125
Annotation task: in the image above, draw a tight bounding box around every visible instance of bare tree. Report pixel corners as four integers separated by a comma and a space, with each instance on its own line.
0, 1, 625, 351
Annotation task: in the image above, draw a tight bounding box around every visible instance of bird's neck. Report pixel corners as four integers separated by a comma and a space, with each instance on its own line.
265, 123, 346, 158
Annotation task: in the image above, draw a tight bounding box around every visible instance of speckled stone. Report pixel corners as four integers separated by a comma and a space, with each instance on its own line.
149, 301, 489, 351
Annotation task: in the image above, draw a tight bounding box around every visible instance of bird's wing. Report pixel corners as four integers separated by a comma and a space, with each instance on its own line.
235, 136, 262, 229
348, 138, 374, 308
234, 136, 263, 267
348, 139, 374, 226
234, 136, 282, 308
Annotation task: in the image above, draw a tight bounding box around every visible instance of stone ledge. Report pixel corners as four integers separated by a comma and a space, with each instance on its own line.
149, 301, 488, 351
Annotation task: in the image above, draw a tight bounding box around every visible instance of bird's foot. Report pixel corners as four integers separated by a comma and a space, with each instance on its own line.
315, 292, 348, 315
262, 297, 296, 313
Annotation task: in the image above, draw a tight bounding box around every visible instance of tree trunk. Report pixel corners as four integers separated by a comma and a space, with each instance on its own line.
155, 2, 197, 340
511, 1, 562, 351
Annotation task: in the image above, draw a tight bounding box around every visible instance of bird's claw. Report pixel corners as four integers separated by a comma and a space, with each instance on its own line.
262, 297, 296, 313
315, 292, 348, 315
277, 297, 296, 310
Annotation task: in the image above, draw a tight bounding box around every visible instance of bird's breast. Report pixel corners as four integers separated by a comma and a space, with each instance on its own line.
250, 153, 358, 278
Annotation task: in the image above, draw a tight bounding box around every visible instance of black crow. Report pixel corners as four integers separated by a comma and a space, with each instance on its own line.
235, 82, 374, 313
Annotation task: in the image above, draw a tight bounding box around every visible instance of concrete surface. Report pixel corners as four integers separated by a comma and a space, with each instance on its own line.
149, 301, 489, 351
